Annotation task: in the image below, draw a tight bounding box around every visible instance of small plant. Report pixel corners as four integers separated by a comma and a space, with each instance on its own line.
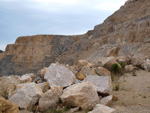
57, 109, 62, 113
132, 70, 137, 76
111, 75, 115, 81
64, 105, 71, 111
111, 63, 121, 73
84, 109, 88, 113
104, 64, 107, 68
46, 108, 54, 113
115, 83, 119, 91
119, 62, 125, 70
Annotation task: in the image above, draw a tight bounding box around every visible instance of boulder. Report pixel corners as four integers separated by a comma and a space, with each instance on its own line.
88, 104, 116, 113
115, 55, 131, 65
76, 72, 86, 80
95, 67, 111, 76
80, 66, 96, 76
143, 59, 150, 71
44, 63, 75, 88
9, 82, 43, 110
125, 65, 136, 72
0, 96, 19, 113
38, 82, 50, 93
39, 87, 63, 111
99, 95, 113, 106
131, 55, 147, 67
83, 75, 112, 95
74, 60, 92, 71
60, 82, 99, 110
0, 75, 20, 98
20, 73, 34, 83
37, 67, 48, 77
98, 57, 115, 66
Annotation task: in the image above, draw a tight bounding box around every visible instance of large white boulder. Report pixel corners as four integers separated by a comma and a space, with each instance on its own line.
89, 104, 116, 113
60, 82, 99, 110
83, 75, 112, 95
9, 82, 43, 110
39, 87, 63, 111
44, 63, 75, 88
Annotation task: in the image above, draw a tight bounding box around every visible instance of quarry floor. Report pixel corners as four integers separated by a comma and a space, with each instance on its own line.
112, 70, 150, 113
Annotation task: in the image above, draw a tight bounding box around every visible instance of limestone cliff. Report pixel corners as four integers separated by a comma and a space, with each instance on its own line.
0, 0, 150, 76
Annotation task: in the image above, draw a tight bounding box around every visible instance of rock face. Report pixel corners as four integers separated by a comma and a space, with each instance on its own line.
44, 63, 75, 88
83, 75, 112, 95
60, 82, 99, 110
0, 96, 19, 113
1, 0, 150, 75
9, 82, 43, 110
39, 87, 63, 111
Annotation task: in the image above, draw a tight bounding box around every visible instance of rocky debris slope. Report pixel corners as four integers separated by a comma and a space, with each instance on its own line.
0, 60, 117, 113
0, 0, 150, 76
0, 55, 150, 113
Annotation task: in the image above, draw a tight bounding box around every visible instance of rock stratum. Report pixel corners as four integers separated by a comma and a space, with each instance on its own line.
0, 0, 150, 76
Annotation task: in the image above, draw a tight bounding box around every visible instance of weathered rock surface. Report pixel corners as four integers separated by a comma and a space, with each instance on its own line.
20, 73, 34, 83
125, 65, 136, 72
38, 82, 50, 93
0, 96, 19, 113
0, 76, 20, 98
44, 63, 75, 88
1, 0, 150, 75
89, 104, 116, 113
76, 72, 86, 80
99, 95, 113, 106
37, 67, 48, 77
60, 82, 99, 110
131, 55, 147, 67
83, 75, 112, 95
95, 67, 111, 76
143, 59, 150, 71
80, 66, 96, 76
9, 82, 43, 110
39, 87, 63, 111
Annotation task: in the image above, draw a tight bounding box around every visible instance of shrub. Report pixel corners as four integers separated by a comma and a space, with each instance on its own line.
84, 109, 88, 113
132, 70, 137, 76
57, 109, 62, 113
115, 84, 119, 91
111, 63, 121, 73
119, 62, 125, 70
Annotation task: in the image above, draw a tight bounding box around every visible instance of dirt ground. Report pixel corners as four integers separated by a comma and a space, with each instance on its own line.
111, 70, 150, 113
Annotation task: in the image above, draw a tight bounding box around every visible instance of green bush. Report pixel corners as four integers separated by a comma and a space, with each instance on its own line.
84, 109, 88, 113
57, 109, 62, 113
111, 63, 121, 73
119, 62, 125, 70
115, 84, 119, 91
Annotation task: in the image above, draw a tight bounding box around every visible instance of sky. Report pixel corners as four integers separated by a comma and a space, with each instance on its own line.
0, 0, 126, 51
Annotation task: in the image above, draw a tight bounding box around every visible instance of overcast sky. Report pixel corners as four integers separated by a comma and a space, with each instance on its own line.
0, 0, 126, 51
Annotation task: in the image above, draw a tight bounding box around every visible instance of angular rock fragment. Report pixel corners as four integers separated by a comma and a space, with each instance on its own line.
44, 63, 75, 88
60, 82, 99, 110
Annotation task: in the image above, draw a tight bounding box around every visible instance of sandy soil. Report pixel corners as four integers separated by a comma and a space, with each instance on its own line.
111, 70, 150, 113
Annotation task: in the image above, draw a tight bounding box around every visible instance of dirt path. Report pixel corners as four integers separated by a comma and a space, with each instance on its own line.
111, 70, 150, 113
